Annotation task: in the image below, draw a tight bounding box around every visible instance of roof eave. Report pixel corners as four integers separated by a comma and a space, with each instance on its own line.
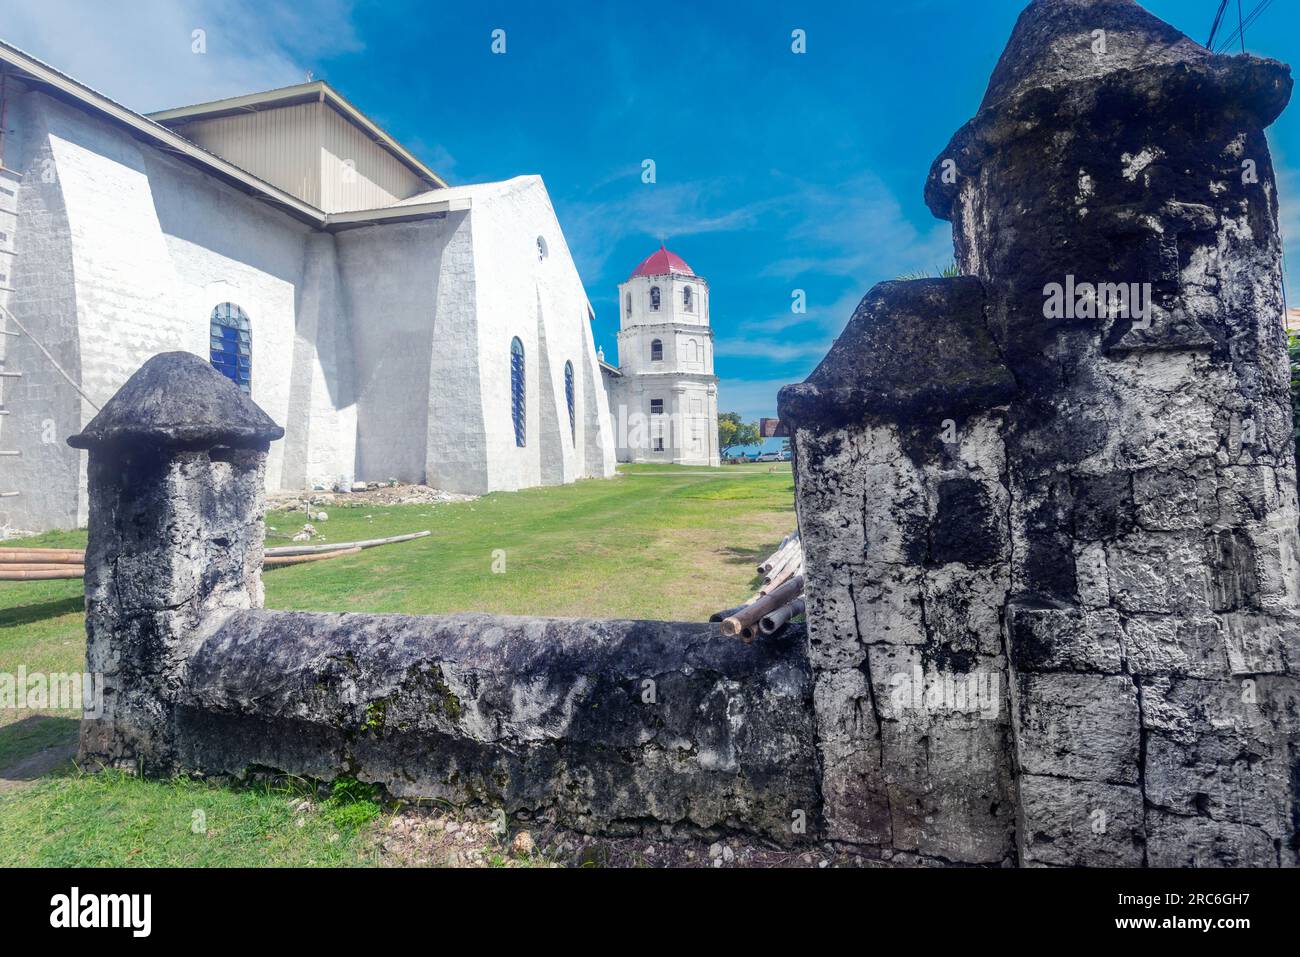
0, 40, 327, 227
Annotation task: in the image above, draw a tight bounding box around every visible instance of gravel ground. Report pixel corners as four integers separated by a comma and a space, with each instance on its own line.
362, 803, 948, 869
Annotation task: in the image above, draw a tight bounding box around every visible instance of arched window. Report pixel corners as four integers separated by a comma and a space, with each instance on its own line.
686, 338, 699, 362
564, 360, 575, 443
650, 286, 661, 311
536, 236, 548, 261
209, 302, 251, 393
651, 338, 663, 361
625, 293, 632, 318
510, 337, 526, 447
683, 285, 693, 312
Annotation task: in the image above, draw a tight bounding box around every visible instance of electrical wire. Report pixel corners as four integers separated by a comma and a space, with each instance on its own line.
1214, 0, 1275, 53
1207, 0, 1231, 49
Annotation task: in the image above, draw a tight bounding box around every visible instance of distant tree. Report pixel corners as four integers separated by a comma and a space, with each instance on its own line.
718, 412, 760, 458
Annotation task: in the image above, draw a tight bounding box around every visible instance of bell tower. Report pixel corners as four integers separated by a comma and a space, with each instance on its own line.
610, 245, 720, 466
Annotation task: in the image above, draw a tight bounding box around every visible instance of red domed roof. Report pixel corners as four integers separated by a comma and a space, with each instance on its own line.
630, 245, 694, 279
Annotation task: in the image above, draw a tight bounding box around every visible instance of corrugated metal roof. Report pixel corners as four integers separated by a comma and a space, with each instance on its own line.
148, 80, 448, 191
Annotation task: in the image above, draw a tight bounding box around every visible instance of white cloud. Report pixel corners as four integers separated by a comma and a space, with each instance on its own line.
3, 0, 362, 112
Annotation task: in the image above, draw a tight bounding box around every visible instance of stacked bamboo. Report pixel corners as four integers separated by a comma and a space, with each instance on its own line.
0, 531, 431, 581
710, 531, 805, 642
0, 547, 85, 580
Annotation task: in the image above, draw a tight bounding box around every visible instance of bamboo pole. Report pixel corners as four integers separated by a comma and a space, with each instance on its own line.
709, 603, 748, 624
760, 537, 798, 575
264, 546, 362, 568
0, 530, 430, 567
760, 598, 806, 636
0, 562, 86, 572
763, 548, 801, 587
0, 566, 85, 580
721, 575, 805, 640
762, 557, 803, 595
264, 530, 430, 557
0, 548, 86, 564
756, 533, 793, 574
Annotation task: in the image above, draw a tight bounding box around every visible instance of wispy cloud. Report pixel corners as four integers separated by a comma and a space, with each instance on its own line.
3, 0, 362, 112
715, 338, 834, 363
760, 172, 953, 283
560, 175, 775, 282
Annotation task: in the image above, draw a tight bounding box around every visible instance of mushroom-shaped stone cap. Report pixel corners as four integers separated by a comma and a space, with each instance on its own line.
778, 277, 1016, 434
925, 0, 1292, 220
67, 351, 285, 451
978, 0, 1208, 113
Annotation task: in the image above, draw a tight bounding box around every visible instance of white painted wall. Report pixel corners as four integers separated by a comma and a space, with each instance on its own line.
337, 214, 462, 486
1, 85, 86, 532
466, 176, 616, 493
0, 89, 616, 532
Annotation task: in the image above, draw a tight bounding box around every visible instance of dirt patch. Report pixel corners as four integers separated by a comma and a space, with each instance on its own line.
269, 483, 478, 510
365, 804, 921, 869
0, 739, 76, 794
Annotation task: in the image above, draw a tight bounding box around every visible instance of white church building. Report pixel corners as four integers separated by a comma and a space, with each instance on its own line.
0, 40, 617, 533
601, 246, 720, 467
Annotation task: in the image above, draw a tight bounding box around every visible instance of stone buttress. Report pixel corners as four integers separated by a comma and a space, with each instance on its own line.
781, 0, 1300, 867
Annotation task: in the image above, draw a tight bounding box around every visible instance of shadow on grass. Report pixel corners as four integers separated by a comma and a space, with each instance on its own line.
719, 543, 771, 567
716, 543, 780, 594
0, 714, 79, 779
0, 596, 84, 629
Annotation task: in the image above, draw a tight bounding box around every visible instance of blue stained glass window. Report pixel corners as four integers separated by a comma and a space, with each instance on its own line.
209, 302, 251, 393
564, 360, 575, 443
511, 337, 526, 447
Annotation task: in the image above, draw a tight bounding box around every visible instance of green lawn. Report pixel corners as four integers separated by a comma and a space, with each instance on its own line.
0, 463, 794, 866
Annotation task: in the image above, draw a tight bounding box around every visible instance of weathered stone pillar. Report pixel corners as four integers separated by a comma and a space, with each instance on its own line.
783, 0, 1300, 867
70, 351, 283, 773
781, 280, 1020, 864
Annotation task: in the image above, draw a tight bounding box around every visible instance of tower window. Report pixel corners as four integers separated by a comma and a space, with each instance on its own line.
510, 337, 526, 447
209, 302, 252, 393
536, 236, 548, 261
650, 286, 661, 311
650, 339, 663, 361
650, 398, 664, 415
683, 286, 693, 311
564, 360, 575, 443
625, 293, 632, 317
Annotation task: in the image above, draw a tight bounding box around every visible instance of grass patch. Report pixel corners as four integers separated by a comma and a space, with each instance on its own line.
0, 771, 382, 867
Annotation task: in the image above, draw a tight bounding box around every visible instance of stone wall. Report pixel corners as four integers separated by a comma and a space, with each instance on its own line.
72, 352, 815, 844
178, 610, 814, 839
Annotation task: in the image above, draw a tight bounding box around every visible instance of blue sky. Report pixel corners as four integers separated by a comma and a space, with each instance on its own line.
6, 0, 1299, 421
